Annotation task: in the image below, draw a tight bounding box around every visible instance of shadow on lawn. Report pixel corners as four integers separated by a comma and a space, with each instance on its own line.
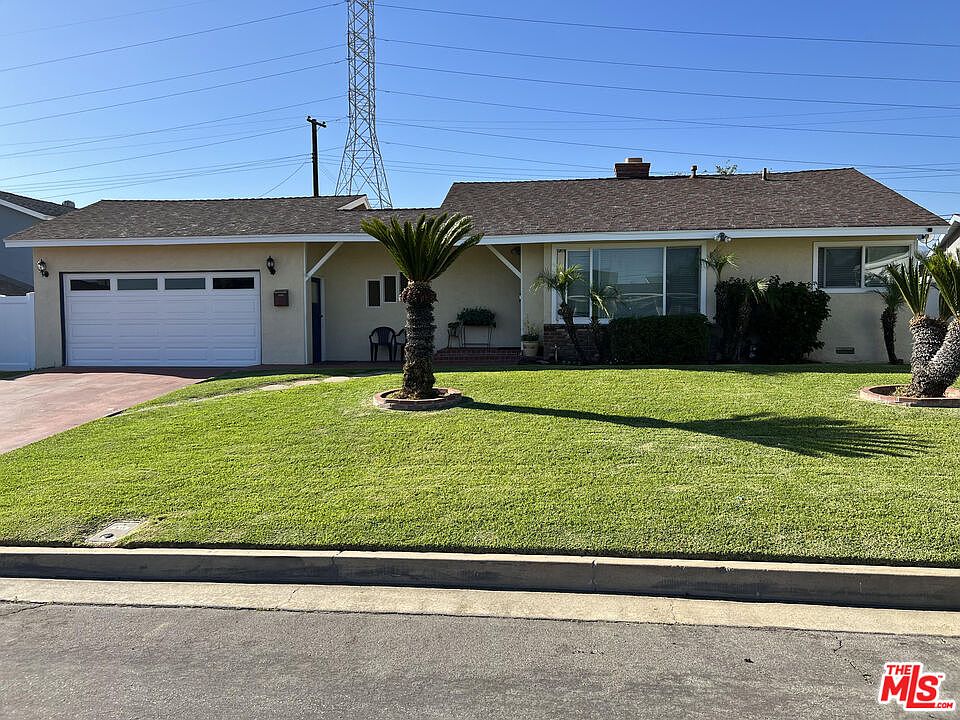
465, 402, 927, 458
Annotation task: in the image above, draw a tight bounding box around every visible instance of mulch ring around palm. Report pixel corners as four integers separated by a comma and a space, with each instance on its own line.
373, 388, 465, 411
860, 385, 960, 408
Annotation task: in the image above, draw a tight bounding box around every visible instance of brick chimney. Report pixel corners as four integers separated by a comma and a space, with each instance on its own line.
614, 157, 651, 179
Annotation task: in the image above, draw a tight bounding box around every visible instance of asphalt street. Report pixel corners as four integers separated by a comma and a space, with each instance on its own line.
1, 601, 957, 719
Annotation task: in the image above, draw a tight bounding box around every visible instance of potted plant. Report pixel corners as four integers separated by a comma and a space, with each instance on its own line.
456, 306, 496, 346
520, 324, 539, 358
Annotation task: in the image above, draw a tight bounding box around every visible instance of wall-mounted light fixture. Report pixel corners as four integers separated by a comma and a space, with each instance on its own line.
36, 259, 49, 277
714, 232, 731, 243
266, 256, 276, 275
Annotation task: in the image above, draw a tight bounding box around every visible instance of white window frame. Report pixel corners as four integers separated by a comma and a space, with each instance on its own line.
551, 241, 707, 324
812, 239, 916, 294
366, 278, 381, 308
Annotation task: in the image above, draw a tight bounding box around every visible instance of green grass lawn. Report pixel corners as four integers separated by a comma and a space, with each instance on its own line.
1, 365, 958, 566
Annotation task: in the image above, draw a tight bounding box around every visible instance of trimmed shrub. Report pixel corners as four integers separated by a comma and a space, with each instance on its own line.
456, 306, 496, 326
752, 278, 830, 362
609, 314, 710, 364
714, 276, 830, 363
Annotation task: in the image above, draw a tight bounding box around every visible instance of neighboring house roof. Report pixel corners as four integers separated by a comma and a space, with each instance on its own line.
0, 273, 32, 296
4, 168, 945, 245
938, 214, 960, 250
0, 190, 74, 219
439, 168, 944, 235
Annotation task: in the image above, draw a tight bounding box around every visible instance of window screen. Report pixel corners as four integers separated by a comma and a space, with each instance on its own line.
818, 247, 862, 289
383, 275, 398, 303
367, 279, 381, 307
665, 247, 701, 315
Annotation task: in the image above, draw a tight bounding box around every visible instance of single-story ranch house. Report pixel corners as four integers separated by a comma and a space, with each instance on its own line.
5, 160, 948, 367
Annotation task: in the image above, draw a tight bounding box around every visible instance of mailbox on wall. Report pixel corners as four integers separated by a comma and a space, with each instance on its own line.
273, 289, 290, 307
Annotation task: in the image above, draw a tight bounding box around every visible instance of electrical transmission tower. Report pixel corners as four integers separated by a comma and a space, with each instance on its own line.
336, 0, 392, 208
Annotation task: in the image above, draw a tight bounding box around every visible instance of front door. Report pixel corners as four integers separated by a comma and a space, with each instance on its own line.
311, 278, 323, 363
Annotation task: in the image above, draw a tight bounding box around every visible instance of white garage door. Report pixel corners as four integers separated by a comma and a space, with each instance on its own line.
63, 272, 261, 367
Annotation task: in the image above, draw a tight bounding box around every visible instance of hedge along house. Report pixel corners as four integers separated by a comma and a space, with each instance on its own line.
5, 161, 947, 368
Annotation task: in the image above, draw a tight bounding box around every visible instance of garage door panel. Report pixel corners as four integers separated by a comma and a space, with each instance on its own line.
64, 273, 261, 367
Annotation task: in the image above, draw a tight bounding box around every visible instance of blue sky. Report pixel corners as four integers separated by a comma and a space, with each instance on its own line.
1, 0, 957, 218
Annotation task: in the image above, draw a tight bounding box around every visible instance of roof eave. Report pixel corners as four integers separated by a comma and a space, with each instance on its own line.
6, 224, 949, 248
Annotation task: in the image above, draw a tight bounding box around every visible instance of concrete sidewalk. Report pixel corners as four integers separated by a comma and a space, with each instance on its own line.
2, 577, 959, 637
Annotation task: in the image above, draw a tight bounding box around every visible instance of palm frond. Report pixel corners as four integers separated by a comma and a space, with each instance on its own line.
532, 264, 585, 295
701, 248, 738, 281
886, 254, 931, 317
872, 270, 906, 311
924, 249, 960, 319
360, 212, 483, 282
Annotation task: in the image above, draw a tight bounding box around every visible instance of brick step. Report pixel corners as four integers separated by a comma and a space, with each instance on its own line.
434, 347, 521, 365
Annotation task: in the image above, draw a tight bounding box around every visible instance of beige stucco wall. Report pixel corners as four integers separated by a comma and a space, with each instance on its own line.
312, 242, 521, 361
517, 235, 915, 364
32, 242, 307, 368
30, 233, 916, 368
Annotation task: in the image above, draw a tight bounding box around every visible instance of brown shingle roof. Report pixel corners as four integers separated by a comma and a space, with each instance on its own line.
7, 195, 370, 241
0, 273, 32, 296
0, 190, 75, 217
5, 169, 944, 243
441, 168, 944, 235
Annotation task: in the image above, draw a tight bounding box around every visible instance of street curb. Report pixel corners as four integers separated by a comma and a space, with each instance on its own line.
1, 547, 959, 610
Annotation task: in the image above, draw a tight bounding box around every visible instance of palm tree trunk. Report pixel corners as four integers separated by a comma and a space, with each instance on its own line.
909, 315, 946, 375
905, 317, 960, 397
880, 307, 900, 364
399, 281, 437, 399
559, 302, 587, 364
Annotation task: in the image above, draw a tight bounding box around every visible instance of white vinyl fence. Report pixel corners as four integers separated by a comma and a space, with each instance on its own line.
0, 292, 36, 371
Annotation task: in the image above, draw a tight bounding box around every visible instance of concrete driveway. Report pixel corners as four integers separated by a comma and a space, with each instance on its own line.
0, 368, 219, 454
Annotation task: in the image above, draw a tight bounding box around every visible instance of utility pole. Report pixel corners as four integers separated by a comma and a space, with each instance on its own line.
336, 0, 392, 207
306, 116, 327, 198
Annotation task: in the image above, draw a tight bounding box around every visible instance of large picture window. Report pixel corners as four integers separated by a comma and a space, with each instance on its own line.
816, 243, 911, 290
557, 245, 702, 321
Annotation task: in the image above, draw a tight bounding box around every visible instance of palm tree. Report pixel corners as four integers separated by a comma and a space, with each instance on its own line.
588, 283, 620, 364
701, 247, 738, 283
886, 254, 947, 396
873, 276, 905, 364
360, 213, 482, 399
907, 250, 960, 397
532, 264, 588, 364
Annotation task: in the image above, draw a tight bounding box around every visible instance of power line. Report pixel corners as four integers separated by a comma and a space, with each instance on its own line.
382, 62, 960, 112
0, 126, 306, 183
0, 0, 219, 38
378, 3, 960, 49
379, 139, 615, 170
0, 96, 345, 155
0, 122, 307, 161
0, 1, 345, 73
259, 163, 312, 197
11, 155, 314, 192
0, 44, 344, 111
384, 90, 960, 155
0, 59, 345, 128
381, 118, 960, 173
382, 38, 960, 87
35, 160, 312, 200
